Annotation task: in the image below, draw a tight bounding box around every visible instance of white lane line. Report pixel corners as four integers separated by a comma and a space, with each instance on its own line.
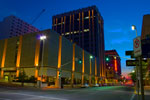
130, 94, 135, 100
4, 92, 68, 100
0, 98, 11, 100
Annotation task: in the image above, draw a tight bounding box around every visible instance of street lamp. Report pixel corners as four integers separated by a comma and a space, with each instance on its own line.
131, 25, 138, 37
40, 35, 46, 40
90, 55, 93, 59
40, 35, 46, 88
131, 25, 145, 100
132, 70, 135, 73
89, 55, 93, 86
131, 25, 139, 98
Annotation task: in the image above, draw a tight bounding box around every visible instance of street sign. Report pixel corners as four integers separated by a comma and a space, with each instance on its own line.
126, 60, 147, 66
126, 50, 133, 55
125, 50, 135, 58
133, 36, 142, 57
126, 60, 138, 66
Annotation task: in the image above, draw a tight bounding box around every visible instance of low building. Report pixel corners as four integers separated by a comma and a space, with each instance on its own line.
105, 50, 121, 80
0, 29, 98, 87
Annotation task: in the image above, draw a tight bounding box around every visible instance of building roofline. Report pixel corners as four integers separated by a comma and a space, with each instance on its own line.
52, 5, 103, 20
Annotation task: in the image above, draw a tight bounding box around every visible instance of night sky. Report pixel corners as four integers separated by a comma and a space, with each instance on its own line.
0, 0, 150, 77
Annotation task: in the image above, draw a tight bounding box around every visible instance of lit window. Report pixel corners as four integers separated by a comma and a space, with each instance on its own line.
84, 29, 89, 32
65, 32, 70, 35
85, 16, 89, 19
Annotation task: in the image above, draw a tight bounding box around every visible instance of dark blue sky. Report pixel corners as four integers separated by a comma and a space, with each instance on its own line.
0, 0, 150, 76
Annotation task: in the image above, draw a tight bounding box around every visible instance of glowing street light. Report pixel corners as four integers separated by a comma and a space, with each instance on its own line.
131, 25, 136, 30
131, 25, 137, 37
40, 35, 46, 40
132, 70, 135, 73
39, 35, 46, 88
90, 55, 93, 59
89, 55, 93, 86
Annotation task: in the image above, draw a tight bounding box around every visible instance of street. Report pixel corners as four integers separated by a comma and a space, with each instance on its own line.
0, 86, 150, 100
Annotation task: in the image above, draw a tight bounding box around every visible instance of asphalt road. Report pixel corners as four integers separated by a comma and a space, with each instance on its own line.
0, 86, 150, 100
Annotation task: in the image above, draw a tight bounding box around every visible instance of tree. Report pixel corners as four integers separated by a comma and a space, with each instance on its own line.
129, 72, 136, 83
17, 70, 27, 87
28, 76, 37, 83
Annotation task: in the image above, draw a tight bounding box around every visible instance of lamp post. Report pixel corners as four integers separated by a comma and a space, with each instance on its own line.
40, 35, 46, 88
131, 25, 145, 100
89, 55, 93, 86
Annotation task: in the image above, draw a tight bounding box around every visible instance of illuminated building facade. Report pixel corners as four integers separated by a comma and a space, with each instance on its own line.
52, 6, 105, 78
0, 29, 98, 87
105, 50, 121, 79
0, 15, 39, 39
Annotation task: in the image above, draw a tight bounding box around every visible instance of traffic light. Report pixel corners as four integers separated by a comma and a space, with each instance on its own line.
59, 69, 61, 77
59, 72, 61, 77
78, 59, 82, 64
105, 56, 110, 62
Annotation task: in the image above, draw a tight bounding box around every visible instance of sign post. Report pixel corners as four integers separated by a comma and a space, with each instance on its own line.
133, 36, 144, 100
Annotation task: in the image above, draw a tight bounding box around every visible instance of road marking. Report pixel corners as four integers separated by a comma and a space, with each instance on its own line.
130, 94, 135, 100
3, 92, 68, 100
0, 98, 11, 100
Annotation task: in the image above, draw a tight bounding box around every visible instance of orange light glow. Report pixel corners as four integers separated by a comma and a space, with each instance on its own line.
72, 44, 75, 72
34, 40, 40, 67
82, 50, 84, 73
114, 59, 117, 72
16, 70, 19, 77
1, 70, 4, 78
35, 69, 38, 78
16, 36, 22, 67
37, 77, 41, 81
57, 36, 62, 69
1, 39, 8, 68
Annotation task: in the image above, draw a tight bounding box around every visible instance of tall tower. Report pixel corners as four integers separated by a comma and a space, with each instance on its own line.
52, 6, 105, 78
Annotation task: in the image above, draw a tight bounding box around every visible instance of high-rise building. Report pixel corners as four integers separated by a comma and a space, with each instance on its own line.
0, 15, 39, 39
141, 14, 150, 40
141, 15, 150, 58
105, 50, 121, 79
52, 6, 105, 78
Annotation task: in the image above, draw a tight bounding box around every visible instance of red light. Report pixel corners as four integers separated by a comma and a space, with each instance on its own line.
114, 59, 117, 72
